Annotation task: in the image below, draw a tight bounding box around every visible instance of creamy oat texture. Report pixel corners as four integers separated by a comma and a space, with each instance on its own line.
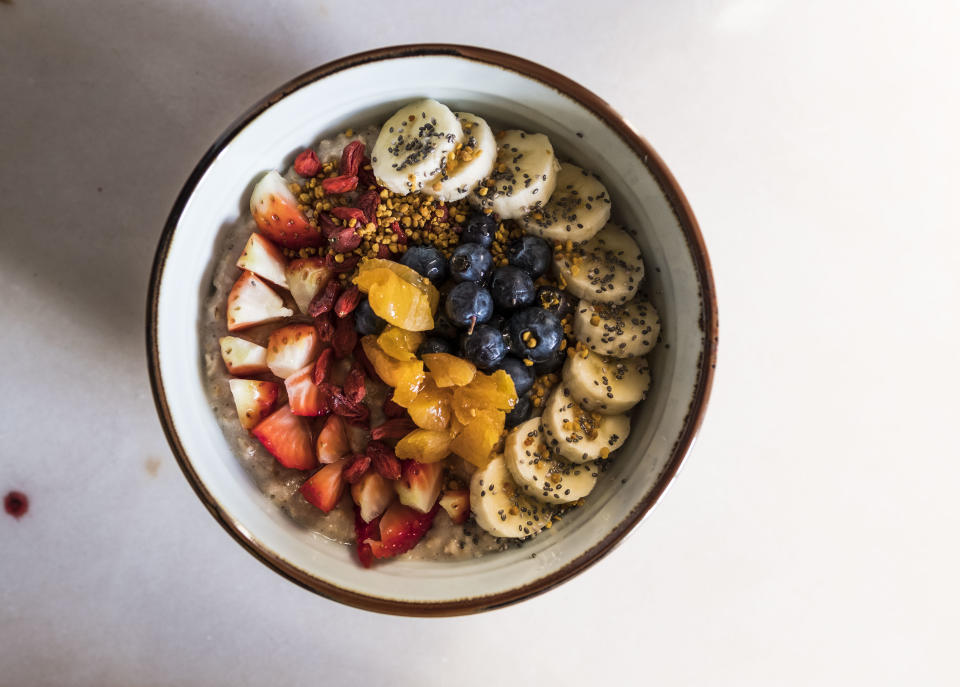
202, 128, 508, 561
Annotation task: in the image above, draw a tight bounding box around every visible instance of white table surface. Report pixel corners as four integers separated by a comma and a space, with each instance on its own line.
2, 1, 958, 684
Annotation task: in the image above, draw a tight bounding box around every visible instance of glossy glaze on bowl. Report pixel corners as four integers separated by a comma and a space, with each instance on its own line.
147, 44, 717, 616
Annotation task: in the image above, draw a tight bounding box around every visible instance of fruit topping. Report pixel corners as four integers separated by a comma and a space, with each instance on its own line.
252, 404, 316, 470
395, 429, 452, 463
449, 242, 493, 283
506, 235, 552, 278
395, 460, 444, 513
354, 297, 387, 336
377, 326, 424, 361
266, 324, 320, 379
226, 271, 293, 332
300, 459, 346, 513
284, 363, 327, 416
461, 324, 508, 369
316, 415, 350, 464
351, 471, 394, 523
400, 245, 449, 284
228, 379, 278, 430
445, 281, 493, 329
506, 307, 564, 363
236, 233, 288, 288
461, 212, 497, 247
364, 501, 440, 560
495, 355, 535, 396
249, 170, 321, 249
490, 265, 536, 311
439, 489, 470, 525
219, 336, 269, 375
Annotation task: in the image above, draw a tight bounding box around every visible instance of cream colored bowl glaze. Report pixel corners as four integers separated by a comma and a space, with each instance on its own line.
147, 45, 717, 616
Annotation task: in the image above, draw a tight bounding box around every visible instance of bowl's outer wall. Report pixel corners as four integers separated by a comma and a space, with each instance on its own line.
147, 44, 717, 616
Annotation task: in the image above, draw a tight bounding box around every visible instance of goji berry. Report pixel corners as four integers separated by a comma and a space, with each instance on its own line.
314, 313, 335, 343
294, 149, 321, 178
353, 340, 382, 383
382, 391, 406, 419
322, 175, 358, 194
391, 221, 407, 245
330, 206, 366, 224
344, 366, 366, 404
332, 313, 357, 358
329, 227, 361, 253
339, 140, 365, 177
335, 285, 360, 318
312, 347, 334, 385
308, 279, 340, 317
343, 454, 371, 485
371, 418, 416, 441
325, 253, 360, 273
367, 441, 401, 480
358, 156, 378, 189
356, 189, 380, 222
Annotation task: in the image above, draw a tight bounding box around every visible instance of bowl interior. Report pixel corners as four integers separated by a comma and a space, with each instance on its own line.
152, 49, 712, 612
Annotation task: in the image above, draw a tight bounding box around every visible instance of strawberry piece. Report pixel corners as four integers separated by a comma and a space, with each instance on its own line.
300, 460, 347, 513
340, 140, 365, 177
226, 271, 293, 332
439, 489, 470, 525
285, 363, 327, 416
370, 418, 416, 440
285, 257, 332, 314
354, 505, 382, 568
351, 471, 394, 524
252, 404, 316, 470
367, 441, 401, 480
249, 170, 321, 249
307, 279, 340, 317
236, 233, 288, 288
228, 379, 278, 430
395, 460, 444, 513
316, 414, 350, 464
332, 314, 357, 358
312, 347, 334, 385
365, 502, 439, 560
265, 324, 319, 379
219, 336, 269, 375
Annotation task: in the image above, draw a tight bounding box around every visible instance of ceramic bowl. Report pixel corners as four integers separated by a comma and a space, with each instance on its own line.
147, 44, 717, 616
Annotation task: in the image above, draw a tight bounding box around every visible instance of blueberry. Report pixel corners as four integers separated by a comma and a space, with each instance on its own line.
507, 236, 552, 277
533, 348, 566, 375
418, 337, 454, 356
354, 297, 386, 335
536, 286, 575, 320
490, 265, 536, 311
496, 355, 535, 396
506, 307, 564, 362
431, 311, 460, 340
400, 245, 448, 284
461, 325, 507, 369
445, 282, 494, 328
462, 213, 497, 247
449, 242, 493, 283
505, 394, 533, 428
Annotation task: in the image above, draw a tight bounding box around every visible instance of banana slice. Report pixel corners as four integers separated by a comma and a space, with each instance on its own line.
573, 298, 661, 358
371, 99, 463, 194
504, 418, 599, 503
469, 130, 560, 219
554, 223, 644, 304
540, 387, 629, 463
563, 349, 650, 415
518, 164, 611, 243
422, 112, 496, 201
470, 455, 553, 538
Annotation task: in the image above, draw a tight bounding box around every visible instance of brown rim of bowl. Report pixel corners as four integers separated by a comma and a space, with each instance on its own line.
146, 43, 718, 617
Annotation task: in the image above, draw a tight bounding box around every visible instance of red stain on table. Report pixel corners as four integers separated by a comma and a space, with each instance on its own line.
4, 491, 29, 518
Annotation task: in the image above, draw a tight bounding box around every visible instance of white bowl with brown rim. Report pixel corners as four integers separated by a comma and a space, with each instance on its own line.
147, 44, 718, 616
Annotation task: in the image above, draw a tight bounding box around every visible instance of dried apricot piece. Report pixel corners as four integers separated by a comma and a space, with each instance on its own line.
378, 326, 424, 362
407, 376, 452, 430
391, 359, 426, 407
423, 353, 476, 387
357, 258, 440, 311
361, 335, 405, 386
449, 412, 503, 468
395, 429, 452, 463
368, 272, 434, 331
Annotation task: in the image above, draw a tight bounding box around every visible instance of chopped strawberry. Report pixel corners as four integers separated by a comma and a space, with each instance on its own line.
236, 233, 288, 288
228, 379, 278, 430
218, 336, 268, 375
265, 324, 319, 379
350, 471, 395, 524
249, 170, 322, 249
226, 271, 293, 332
300, 460, 347, 513
316, 414, 350, 464
284, 363, 326, 416
285, 257, 333, 314
439, 489, 470, 525
365, 502, 439, 560
354, 505, 382, 568
395, 460, 444, 513
252, 404, 316, 470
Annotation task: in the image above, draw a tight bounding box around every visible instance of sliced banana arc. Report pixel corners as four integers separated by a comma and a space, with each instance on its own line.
371, 99, 463, 194
469, 130, 560, 220
422, 112, 497, 202
554, 223, 644, 304
540, 387, 630, 464
574, 298, 661, 358
518, 164, 611, 243
563, 350, 650, 415
504, 418, 599, 503
470, 455, 553, 539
